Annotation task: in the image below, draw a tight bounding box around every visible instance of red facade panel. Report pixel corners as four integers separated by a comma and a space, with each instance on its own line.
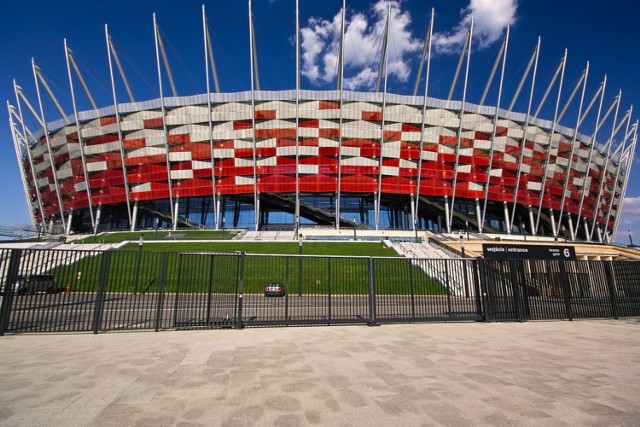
361, 111, 382, 121
123, 138, 146, 149
85, 134, 119, 146
319, 128, 339, 138
143, 117, 163, 129
319, 100, 340, 110
255, 110, 276, 120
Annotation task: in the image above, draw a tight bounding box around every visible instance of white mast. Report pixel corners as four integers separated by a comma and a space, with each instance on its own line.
479, 28, 512, 233
573, 78, 607, 239
7, 103, 37, 229
555, 63, 589, 239
603, 111, 633, 239
374, 3, 391, 230
295, 0, 300, 234
65, 39, 96, 232
335, 0, 346, 229
32, 58, 66, 227
153, 13, 176, 229
414, 8, 434, 231
534, 50, 567, 235
612, 122, 638, 240
590, 95, 623, 241
448, 19, 473, 233
13, 82, 46, 230
203, 5, 219, 229
504, 38, 539, 234
106, 25, 133, 230
248, 0, 259, 231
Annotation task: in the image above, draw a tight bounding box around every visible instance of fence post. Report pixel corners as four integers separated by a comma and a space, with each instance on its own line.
444, 260, 452, 316
603, 261, 619, 319
154, 252, 168, 332
0, 249, 22, 336
509, 260, 525, 322
471, 259, 483, 319
206, 255, 215, 326
284, 257, 289, 324
298, 240, 303, 297
327, 257, 332, 322
236, 251, 245, 329
463, 257, 470, 299
173, 253, 184, 328
92, 251, 111, 334
285, 257, 290, 322
477, 259, 490, 322
367, 257, 379, 326
409, 258, 415, 319
558, 260, 573, 321
132, 239, 142, 294
477, 258, 489, 322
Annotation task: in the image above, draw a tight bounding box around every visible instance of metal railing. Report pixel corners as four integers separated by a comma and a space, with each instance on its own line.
1, 247, 639, 335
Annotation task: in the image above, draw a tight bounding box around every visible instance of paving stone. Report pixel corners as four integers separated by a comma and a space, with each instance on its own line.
1, 319, 640, 425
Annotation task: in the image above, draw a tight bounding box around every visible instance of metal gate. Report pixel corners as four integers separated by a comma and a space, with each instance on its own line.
479, 259, 631, 321
240, 254, 372, 326
174, 252, 241, 329
373, 258, 483, 322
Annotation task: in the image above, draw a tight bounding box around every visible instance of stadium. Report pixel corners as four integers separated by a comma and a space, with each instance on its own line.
6, 2, 638, 243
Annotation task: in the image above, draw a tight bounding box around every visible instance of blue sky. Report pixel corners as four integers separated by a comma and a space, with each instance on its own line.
1, 0, 639, 243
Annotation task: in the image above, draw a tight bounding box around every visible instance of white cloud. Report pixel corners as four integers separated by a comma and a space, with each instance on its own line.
299, 0, 517, 89
433, 0, 517, 54
614, 196, 640, 245
344, 67, 377, 90
300, 0, 420, 89
300, 13, 342, 84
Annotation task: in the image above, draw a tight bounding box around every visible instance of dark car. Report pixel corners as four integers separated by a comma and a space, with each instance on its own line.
264, 283, 285, 297
0, 274, 58, 295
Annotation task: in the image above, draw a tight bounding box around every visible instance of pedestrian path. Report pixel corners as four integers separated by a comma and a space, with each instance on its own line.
1, 319, 639, 426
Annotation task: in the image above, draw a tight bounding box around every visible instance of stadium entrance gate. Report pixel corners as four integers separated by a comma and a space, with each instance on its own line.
477, 259, 633, 321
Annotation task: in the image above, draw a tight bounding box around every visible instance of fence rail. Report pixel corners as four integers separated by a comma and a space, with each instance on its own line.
1, 248, 639, 335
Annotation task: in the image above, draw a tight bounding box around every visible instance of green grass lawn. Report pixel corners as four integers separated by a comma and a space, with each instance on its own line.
48, 242, 446, 296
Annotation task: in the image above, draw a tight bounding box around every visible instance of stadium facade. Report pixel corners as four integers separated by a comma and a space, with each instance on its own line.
6, 3, 638, 242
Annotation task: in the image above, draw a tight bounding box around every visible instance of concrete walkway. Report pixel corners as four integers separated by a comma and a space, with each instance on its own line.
1, 319, 639, 426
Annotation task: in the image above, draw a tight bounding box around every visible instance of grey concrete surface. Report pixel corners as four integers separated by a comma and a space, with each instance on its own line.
1, 319, 640, 426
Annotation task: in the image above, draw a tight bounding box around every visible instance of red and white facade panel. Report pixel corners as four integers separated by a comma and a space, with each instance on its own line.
17, 90, 630, 236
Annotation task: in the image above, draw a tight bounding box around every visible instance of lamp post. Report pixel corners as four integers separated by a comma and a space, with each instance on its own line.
460, 235, 466, 258
629, 229, 634, 247
353, 217, 357, 241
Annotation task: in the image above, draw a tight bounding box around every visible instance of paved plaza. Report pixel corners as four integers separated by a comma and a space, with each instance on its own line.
1, 319, 639, 426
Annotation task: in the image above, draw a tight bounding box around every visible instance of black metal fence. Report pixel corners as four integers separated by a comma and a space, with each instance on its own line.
478, 258, 640, 321
1, 247, 639, 335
